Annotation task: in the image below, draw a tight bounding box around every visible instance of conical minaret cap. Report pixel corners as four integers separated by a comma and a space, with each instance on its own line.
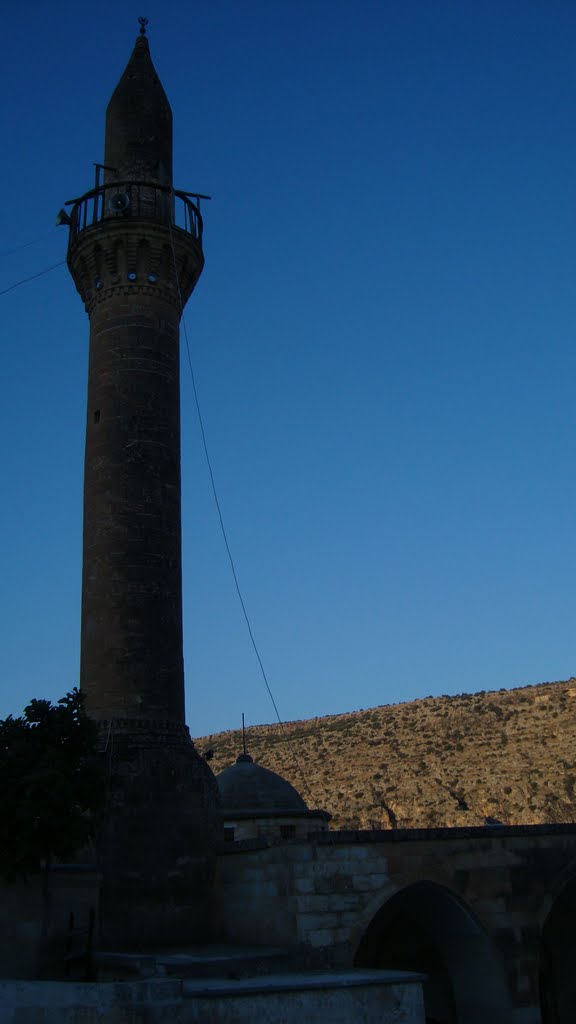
104, 32, 172, 185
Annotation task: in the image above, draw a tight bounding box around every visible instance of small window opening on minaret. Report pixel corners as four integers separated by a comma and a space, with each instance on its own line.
93, 410, 101, 424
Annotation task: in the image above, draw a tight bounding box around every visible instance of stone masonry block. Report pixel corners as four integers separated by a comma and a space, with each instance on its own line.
282, 846, 315, 863
306, 928, 336, 948
242, 881, 282, 902
296, 893, 334, 914
324, 893, 363, 912
351, 873, 388, 891
332, 925, 356, 943
299, 912, 340, 932
235, 867, 275, 883
327, 845, 376, 863
297, 891, 361, 914
335, 909, 366, 926
314, 875, 355, 895
294, 877, 315, 894
316, 857, 381, 878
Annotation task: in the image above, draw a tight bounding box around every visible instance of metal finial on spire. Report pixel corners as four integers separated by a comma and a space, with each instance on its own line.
138, 16, 149, 35
242, 713, 247, 756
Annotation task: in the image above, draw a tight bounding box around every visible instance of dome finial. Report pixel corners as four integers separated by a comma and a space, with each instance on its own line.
237, 712, 253, 762
138, 16, 149, 36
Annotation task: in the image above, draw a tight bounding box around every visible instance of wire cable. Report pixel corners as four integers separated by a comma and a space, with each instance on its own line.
167, 211, 316, 806
0, 260, 66, 298
0, 230, 58, 260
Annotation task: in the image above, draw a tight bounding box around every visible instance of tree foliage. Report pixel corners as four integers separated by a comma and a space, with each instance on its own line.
0, 688, 105, 880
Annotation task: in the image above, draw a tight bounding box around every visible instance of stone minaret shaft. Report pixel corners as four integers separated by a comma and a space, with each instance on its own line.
65, 29, 218, 948
69, 32, 201, 723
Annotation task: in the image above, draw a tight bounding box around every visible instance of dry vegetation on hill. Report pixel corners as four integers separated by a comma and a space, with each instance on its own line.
195, 679, 576, 830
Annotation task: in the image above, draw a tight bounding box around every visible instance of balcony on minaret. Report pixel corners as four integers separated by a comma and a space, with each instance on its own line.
66, 181, 203, 244
66, 176, 205, 313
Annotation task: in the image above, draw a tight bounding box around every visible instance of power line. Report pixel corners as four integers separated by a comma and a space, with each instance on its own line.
0, 230, 57, 260
0, 260, 66, 298
167, 212, 316, 807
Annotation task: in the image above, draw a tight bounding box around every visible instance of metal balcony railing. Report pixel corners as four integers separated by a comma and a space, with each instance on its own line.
66, 181, 204, 244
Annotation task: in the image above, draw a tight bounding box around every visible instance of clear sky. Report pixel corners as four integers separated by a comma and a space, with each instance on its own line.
1, 1, 576, 737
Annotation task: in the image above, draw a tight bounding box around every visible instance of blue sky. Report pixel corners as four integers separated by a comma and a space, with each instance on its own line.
1, 1, 576, 736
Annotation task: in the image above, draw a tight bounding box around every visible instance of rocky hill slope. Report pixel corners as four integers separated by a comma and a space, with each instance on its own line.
195, 679, 576, 830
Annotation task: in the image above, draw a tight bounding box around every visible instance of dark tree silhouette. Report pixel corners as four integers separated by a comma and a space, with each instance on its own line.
0, 687, 104, 881
0, 688, 105, 973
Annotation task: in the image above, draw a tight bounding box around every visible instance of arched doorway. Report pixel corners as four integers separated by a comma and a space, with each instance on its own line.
540, 876, 576, 1022
354, 880, 511, 1024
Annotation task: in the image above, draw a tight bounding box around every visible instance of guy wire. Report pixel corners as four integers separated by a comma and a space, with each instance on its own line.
0, 230, 58, 260
167, 204, 315, 807
0, 260, 66, 298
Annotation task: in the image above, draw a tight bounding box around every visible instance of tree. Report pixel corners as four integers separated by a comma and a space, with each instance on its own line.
0, 688, 105, 974
0, 687, 104, 881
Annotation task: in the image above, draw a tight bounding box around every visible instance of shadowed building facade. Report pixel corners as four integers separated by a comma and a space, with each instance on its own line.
66, 24, 219, 947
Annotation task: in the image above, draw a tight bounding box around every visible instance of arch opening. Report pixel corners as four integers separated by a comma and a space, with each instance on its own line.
354, 880, 511, 1024
540, 875, 576, 1023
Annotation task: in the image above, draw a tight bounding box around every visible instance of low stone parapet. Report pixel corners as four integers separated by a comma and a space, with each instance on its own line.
0, 972, 424, 1023
0, 979, 182, 1023
182, 970, 425, 1023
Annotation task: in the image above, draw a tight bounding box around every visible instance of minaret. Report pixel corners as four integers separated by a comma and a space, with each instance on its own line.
66, 21, 219, 947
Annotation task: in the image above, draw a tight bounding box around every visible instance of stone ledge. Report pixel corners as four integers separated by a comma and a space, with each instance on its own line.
310, 823, 576, 844
183, 969, 425, 997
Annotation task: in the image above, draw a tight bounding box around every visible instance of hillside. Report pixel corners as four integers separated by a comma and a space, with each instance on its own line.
195, 679, 576, 830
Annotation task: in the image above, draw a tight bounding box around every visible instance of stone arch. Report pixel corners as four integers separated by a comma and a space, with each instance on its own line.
537, 854, 576, 930
353, 880, 511, 1024
539, 873, 576, 1022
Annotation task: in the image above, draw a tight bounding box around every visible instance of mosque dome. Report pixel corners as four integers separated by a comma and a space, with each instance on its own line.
217, 753, 309, 815
216, 753, 331, 843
